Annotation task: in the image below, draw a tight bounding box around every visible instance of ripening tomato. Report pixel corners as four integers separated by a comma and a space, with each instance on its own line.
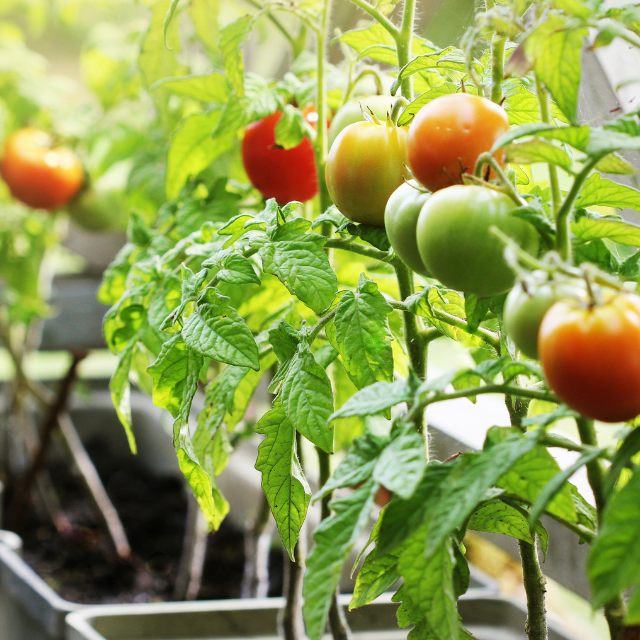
504, 272, 586, 359
407, 93, 509, 192
539, 293, 640, 423
384, 180, 431, 277
328, 96, 394, 148
0, 128, 84, 210
416, 185, 538, 297
241, 111, 318, 205
325, 121, 408, 227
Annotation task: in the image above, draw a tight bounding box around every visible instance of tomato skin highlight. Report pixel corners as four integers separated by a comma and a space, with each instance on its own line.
407, 93, 509, 192
241, 111, 318, 205
0, 128, 84, 210
384, 181, 431, 277
325, 121, 408, 227
416, 185, 539, 297
539, 293, 640, 423
504, 272, 586, 359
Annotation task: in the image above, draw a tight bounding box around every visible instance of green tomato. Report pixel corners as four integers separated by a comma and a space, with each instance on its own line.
504, 271, 586, 359
67, 186, 128, 233
328, 96, 394, 148
416, 185, 539, 297
384, 180, 431, 277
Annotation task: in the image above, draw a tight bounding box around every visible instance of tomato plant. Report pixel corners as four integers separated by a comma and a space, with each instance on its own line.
241, 111, 318, 205
539, 293, 640, 423
325, 120, 408, 227
416, 185, 538, 296
504, 272, 586, 359
407, 93, 509, 192
0, 128, 84, 210
384, 180, 430, 276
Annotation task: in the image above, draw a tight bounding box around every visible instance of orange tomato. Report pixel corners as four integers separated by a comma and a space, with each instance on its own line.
539, 293, 640, 423
0, 128, 84, 210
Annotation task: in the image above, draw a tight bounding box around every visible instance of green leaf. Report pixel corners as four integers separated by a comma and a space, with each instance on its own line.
329, 378, 412, 421
303, 479, 379, 640
377, 463, 453, 556
398, 529, 460, 640
423, 433, 539, 559
335, 23, 395, 55
312, 205, 350, 230
529, 447, 605, 528
588, 466, 640, 607
392, 48, 468, 94
335, 222, 391, 251
154, 73, 229, 103
316, 433, 389, 500
176, 445, 221, 528
216, 253, 261, 285
373, 423, 426, 500
603, 427, 640, 499
199, 364, 252, 433
189, 0, 219, 52
464, 294, 490, 333
182, 290, 260, 370
220, 14, 253, 96
350, 547, 401, 609
524, 14, 587, 123
576, 173, 640, 210
573, 217, 640, 247
166, 110, 234, 200
594, 153, 637, 175
148, 334, 201, 418
279, 343, 334, 453
274, 104, 307, 150
397, 83, 457, 127
334, 275, 394, 390
260, 219, 337, 314
488, 428, 577, 523
110, 337, 138, 454
393, 586, 437, 640
255, 401, 311, 558
505, 139, 573, 171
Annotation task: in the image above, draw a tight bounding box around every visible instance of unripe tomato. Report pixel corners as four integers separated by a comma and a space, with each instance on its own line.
384, 181, 431, 277
0, 128, 84, 210
539, 293, 640, 423
504, 272, 586, 359
328, 96, 394, 148
241, 111, 318, 205
407, 93, 509, 192
416, 186, 538, 297
326, 121, 408, 227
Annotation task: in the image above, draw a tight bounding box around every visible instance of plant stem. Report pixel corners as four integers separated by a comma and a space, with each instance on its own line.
575, 417, 626, 640
519, 539, 548, 640
474, 151, 525, 205
555, 155, 602, 263
324, 238, 390, 262
535, 75, 561, 216
396, 0, 416, 101
490, 34, 506, 104
346, 0, 399, 39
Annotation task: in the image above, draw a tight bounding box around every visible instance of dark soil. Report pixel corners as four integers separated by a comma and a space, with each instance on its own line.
15, 438, 284, 604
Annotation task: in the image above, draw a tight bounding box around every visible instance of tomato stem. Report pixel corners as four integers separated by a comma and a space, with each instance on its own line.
490, 34, 506, 104
474, 152, 525, 206
396, 0, 416, 101
535, 75, 561, 217
575, 417, 626, 640
345, 0, 400, 39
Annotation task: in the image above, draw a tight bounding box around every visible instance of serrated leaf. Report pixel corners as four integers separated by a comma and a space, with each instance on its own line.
464, 294, 490, 333
334, 275, 394, 390
392, 48, 468, 93
397, 83, 458, 127
468, 499, 544, 548
216, 253, 261, 285
576, 172, 640, 211
312, 205, 350, 230
393, 586, 437, 640
594, 153, 637, 175
524, 14, 587, 123
279, 343, 334, 453
182, 290, 259, 370
503, 84, 568, 127
335, 222, 391, 251
255, 401, 311, 558
220, 14, 253, 96
303, 479, 379, 640
373, 423, 426, 499
423, 433, 539, 559
110, 337, 137, 454
350, 547, 401, 609
588, 466, 640, 607
274, 104, 307, 150
603, 428, 640, 499
259, 219, 337, 314
316, 433, 389, 500
154, 73, 229, 103
505, 139, 573, 170
398, 530, 460, 640
573, 217, 640, 247
329, 378, 412, 421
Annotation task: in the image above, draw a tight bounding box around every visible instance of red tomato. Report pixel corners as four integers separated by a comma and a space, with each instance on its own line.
539, 293, 640, 423
406, 93, 509, 192
0, 128, 84, 210
241, 111, 318, 205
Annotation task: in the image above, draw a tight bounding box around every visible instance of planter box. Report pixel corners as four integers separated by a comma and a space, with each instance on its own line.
64, 593, 580, 640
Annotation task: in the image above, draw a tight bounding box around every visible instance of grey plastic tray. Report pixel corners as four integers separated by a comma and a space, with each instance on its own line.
65, 593, 581, 640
